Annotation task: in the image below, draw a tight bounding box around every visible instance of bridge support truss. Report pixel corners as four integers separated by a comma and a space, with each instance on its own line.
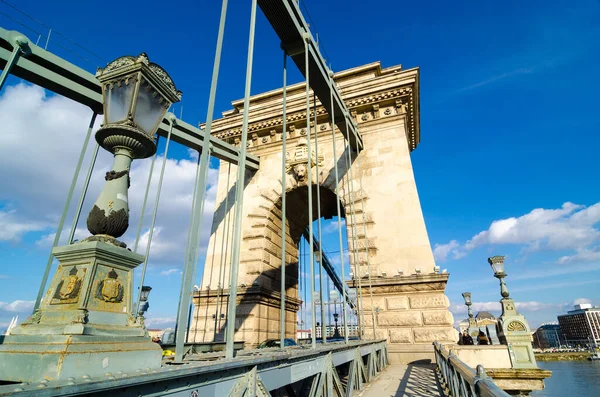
0, 340, 388, 396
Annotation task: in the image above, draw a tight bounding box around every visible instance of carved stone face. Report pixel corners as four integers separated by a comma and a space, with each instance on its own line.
292, 164, 308, 182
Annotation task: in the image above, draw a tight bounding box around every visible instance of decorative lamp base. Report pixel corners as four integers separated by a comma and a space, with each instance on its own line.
0, 240, 162, 382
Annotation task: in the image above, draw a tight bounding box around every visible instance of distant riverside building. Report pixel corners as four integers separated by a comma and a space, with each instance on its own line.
533, 323, 564, 349
459, 311, 497, 333
299, 324, 360, 340
147, 328, 164, 340
315, 324, 359, 338
557, 303, 600, 347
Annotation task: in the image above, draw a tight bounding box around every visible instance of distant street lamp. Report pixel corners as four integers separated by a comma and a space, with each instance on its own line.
332, 313, 342, 339
462, 292, 477, 332
138, 286, 152, 318
487, 255, 537, 368
86, 53, 181, 240
489, 255, 510, 298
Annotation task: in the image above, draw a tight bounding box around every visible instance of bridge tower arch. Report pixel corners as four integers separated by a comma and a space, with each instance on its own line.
190, 62, 456, 361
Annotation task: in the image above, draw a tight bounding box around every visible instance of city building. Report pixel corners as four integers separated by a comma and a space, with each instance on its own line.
315, 324, 360, 338
533, 323, 564, 349
557, 303, 600, 347
459, 311, 498, 333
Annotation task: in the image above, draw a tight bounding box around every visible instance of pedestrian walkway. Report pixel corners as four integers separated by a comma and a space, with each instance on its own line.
357, 363, 443, 397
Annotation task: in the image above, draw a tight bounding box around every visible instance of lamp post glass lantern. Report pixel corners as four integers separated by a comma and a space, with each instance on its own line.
86, 53, 182, 241
138, 285, 152, 317
488, 256, 510, 298
462, 291, 472, 306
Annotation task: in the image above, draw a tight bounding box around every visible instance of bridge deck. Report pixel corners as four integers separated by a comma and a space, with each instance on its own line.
357, 364, 443, 397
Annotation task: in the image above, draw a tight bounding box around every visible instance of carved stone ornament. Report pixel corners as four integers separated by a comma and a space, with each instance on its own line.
320, 124, 327, 131
52, 266, 83, 304
384, 108, 392, 116
285, 138, 324, 184
96, 269, 124, 303
97, 53, 182, 102
87, 205, 129, 238
300, 128, 307, 136
105, 169, 130, 188
262, 136, 269, 143
361, 113, 369, 121
507, 321, 527, 332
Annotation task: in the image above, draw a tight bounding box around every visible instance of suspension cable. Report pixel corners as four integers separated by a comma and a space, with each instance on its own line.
33, 111, 97, 312
343, 116, 365, 339
313, 92, 326, 344
327, 68, 349, 343
303, 33, 317, 350
135, 115, 175, 321
354, 138, 376, 339
133, 136, 160, 254
214, 162, 233, 340
279, 50, 289, 349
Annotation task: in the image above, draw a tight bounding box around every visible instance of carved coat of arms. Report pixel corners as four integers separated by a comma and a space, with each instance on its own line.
52, 266, 83, 304
286, 138, 323, 184
96, 269, 124, 303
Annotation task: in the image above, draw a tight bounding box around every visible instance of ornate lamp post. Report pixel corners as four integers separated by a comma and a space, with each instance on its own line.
87, 53, 182, 242
462, 291, 477, 333
332, 312, 342, 339
0, 53, 181, 383
488, 256, 537, 368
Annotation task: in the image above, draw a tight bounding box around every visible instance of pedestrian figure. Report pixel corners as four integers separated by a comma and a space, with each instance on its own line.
462, 330, 474, 345
477, 330, 489, 345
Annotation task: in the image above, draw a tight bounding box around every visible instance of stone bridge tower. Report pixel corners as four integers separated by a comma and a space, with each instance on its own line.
189, 62, 456, 363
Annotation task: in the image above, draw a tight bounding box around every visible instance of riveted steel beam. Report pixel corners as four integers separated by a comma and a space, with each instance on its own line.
0, 340, 388, 396
0, 27, 259, 171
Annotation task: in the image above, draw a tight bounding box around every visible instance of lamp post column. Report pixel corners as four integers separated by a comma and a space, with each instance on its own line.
488, 256, 537, 369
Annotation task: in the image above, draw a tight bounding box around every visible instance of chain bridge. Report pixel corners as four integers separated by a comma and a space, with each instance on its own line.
0, 1, 550, 396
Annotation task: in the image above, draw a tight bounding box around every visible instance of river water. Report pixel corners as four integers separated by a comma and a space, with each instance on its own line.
531, 360, 600, 396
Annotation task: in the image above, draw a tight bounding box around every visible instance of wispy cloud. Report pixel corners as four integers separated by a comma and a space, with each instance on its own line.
456, 67, 534, 93
160, 268, 179, 276
451, 300, 567, 315
434, 201, 600, 263
0, 300, 34, 313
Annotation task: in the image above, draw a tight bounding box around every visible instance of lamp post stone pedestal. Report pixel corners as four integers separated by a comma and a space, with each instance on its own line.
0, 53, 180, 383
488, 256, 537, 369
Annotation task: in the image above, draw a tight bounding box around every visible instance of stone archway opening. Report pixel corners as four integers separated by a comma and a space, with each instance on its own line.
190, 180, 350, 348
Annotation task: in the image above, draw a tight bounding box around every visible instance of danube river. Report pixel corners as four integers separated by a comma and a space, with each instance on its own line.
532, 360, 600, 396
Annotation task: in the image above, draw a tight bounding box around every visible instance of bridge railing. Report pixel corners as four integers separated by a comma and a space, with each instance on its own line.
434, 341, 510, 397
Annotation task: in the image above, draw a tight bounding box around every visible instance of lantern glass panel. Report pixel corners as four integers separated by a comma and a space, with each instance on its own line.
133, 78, 167, 135
491, 261, 505, 275
462, 292, 472, 305
106, 79, 135, 123
140, 286, 152, 302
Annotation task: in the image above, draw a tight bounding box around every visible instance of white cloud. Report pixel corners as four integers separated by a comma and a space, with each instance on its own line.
328, 251, 350, 266
160, 268, 179, 276
145, 316, 176, 328
0, 83, 219, 267
433, 240, 461, 261
322, 219, 345, 234
574, 298, 591, 306
434, 201, 600, 262
450, 301, 566, 316
0, 300, 34, 313
0, 209, 48, 242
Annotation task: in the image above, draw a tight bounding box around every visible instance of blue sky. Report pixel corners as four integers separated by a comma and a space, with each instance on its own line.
1, 0, 600, 332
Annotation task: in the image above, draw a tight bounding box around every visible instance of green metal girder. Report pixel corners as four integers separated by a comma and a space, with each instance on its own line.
0, 27, 259, 171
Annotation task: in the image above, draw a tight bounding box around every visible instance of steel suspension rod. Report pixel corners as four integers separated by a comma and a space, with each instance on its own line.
279, 50, 288, 349
135, 114, 175, 321
33, 111, 97, 312
226, 0, 257, 359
